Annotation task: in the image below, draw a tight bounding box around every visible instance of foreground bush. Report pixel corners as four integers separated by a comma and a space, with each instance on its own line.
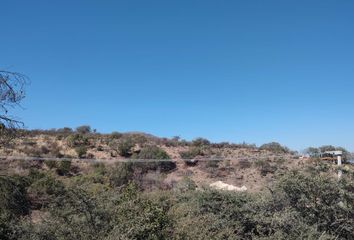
1, 167, 353, 240
0, 175, 30, 240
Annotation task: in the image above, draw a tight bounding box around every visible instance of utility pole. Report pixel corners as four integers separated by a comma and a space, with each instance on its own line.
324, 151, 343, 179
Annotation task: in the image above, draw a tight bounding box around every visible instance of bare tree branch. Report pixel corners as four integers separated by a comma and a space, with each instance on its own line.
0, 70, 28, 146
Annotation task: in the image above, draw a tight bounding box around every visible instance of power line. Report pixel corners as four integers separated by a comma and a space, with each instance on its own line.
0, 155, 297, 163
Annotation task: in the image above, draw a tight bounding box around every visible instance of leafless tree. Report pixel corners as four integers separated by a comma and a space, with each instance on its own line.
0, 70, 27, 145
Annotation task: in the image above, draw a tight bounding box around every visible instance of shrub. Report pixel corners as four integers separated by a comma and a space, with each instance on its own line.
135, 145, 170, 160
48, 142, 64, 158
108, 187, 172, 240
21, 146, 41, 157
0, 176, 30, 240
110, 131, 123, 139
76, 125, 91, 134
179, 147, 203, 159
192, 137, 211, 147
44, 160, 57, 169
0, 175, 30, 217
205, 159, 220, 169
175, 177, 197, 192
93, 163, 107, 176
239, 159, 251, 169
260, 163, 277, 176
56, 160, 71, 176
132, 146, 176, 173
260, 142, 290, 154
276, 172, 354, 238
57, 127, 73, 133
304, 147, 320, 157
27, 174, 65, 209
34, 187, 111, 240
75, 146, 87, 158
66, 133, 89, 148
109, 162, 135, 188
117, 138, 135, 157
128, 133, 148, 145
40, 145, 50, 155
254, 159, 277, 176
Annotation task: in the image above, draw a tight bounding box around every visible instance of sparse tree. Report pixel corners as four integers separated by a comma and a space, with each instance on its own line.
0, 71, 27, 146
260, 142, 290, 154
304, 147, 320, 157
192, 137, 210, 147
76, 125, 92, 134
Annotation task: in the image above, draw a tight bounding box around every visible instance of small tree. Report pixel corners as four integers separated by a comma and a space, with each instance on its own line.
304, 147, 320, 157
260, 142, 290, 154
76, 125, 91, 134
192, 137, 211, 147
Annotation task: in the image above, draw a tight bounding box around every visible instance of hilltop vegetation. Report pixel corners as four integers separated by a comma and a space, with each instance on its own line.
1, 127, 298, 192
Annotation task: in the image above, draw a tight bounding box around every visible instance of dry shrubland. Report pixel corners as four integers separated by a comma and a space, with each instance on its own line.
1, 129, 354, 239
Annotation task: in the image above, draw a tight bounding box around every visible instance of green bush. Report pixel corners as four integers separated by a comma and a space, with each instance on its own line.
192, 137, 210, 147
179, 147, 203, 159
75, 146, 87, 158
2, 158, 353, 240
132, 146, 176, 173
117, 138, 135, 157
76, 125, 91, 134
135, 145, 170, 159
276, 172, 354, 238
66, 133, 89, 148
175, 177, 197, 192
29, 187, 111, 240
56, 160, 72, 176
27, 174, 65, 209
108, 184, 172, 240
109, 162, 135, 188
260, 142, 290, 154
44, 160, 57, 169
254, 159, 277, 176
0, 175, 30, 217
110, 131, 123, 139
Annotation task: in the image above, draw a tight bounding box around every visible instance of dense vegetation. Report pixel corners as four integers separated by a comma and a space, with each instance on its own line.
1, 160, 353, 240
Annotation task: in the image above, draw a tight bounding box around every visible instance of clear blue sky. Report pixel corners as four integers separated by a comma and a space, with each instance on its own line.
1, 0, 354, 151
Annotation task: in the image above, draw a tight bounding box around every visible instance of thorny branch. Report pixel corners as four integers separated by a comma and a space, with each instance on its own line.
0, 70, 27, 146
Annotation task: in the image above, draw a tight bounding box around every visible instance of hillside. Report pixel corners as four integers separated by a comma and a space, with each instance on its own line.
1, 129, 354, 239
1, 129, 303, 192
